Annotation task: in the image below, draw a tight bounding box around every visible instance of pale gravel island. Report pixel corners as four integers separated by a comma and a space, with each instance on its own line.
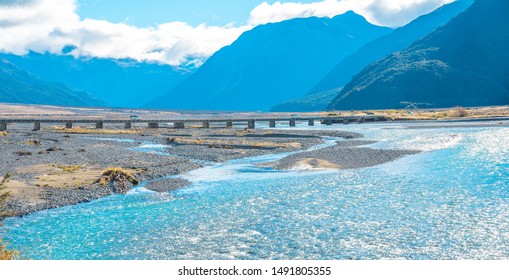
267, 140, 420, 171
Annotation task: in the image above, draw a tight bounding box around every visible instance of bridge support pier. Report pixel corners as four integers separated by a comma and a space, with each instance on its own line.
174, 122, 185, 129
33, 121, 41, 131
289, 120, 296, 127
203, 121, 210, 129
248, 120, 255, 129
269, 120, 276, 128
125, 122, 132, 129
148, 122, 159, 129
226, 121, 233, 128
65, 122, 73, 129
96, 122, 103, 129
0, 122, 7, 131
308, 120, 314, 126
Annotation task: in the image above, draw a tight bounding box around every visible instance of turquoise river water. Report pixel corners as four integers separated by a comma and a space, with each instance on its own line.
3, 122, 509, 259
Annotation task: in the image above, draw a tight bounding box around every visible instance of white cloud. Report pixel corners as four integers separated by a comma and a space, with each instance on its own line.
248, 0, 455, 27
0, 0, 251, 65
0, 0, 455, 66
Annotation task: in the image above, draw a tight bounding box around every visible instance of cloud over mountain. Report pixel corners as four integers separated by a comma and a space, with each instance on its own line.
0, 0, 250, 65
0, 0, 455, 65
248, 0, 454, 27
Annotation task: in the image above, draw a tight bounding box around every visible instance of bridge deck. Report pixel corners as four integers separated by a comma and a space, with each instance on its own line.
0, 115, 386, 131
0, 116, 385, 123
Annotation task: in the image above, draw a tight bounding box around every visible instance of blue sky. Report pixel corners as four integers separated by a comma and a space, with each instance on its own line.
77, 0, 317, 26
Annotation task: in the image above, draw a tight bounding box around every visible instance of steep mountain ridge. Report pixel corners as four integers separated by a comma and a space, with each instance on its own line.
272, 0, 473, 112
328, 0, 509, 110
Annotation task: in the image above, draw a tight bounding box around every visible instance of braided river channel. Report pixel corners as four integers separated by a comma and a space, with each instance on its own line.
3, 121, 509, 259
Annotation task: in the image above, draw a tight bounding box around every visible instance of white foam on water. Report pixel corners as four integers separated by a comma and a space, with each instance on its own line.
137, 143, 171, 149
397, 133, 463, 151
127, 187, 155, 195
87, 137, 136, 143
465, 128, 509, 165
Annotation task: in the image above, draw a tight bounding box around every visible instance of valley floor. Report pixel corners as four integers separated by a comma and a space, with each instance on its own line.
2, 103, 509, 217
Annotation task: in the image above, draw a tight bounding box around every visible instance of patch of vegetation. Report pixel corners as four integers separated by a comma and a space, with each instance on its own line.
1, 174, 20, 260
25, 139, 42, 146
53, 165, 82, 172
98, 167, 139, 194
447, 107, 469, 118
0, 175, 10, 221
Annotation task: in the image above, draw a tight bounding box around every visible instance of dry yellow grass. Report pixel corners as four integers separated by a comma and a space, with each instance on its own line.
18, 164, 103, 188
98, 167, 140, 194
168, 137, 301, 149
1, 174, 20, 260
325, 106, 509, 121
0, 240, 19, 260
51, 126, 141, 135
51, 165, 82, 172
98, 167, 140, 185
447, 107, 469, 118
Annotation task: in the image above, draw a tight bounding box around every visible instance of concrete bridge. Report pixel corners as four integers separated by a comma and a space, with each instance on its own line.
0, 115, 386, 131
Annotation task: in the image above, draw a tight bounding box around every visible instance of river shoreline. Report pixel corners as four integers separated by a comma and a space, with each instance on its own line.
1, 127, 365, 216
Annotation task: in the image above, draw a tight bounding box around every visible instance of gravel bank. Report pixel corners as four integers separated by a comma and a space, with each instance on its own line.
269, 140, 420, 171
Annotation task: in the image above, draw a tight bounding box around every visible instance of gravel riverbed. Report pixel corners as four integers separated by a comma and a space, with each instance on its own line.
0, 127, 363, 216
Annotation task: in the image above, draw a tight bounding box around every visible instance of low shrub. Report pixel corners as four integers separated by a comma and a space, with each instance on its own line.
448, 107, 469, 118
98, 167, 139, 194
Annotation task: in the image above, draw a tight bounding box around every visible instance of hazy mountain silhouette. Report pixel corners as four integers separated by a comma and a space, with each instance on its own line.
329, 0, 509, 110
151, 12, 392, 111
272, 0, 473, 112
0, 58, 103, 107
0, 51, 191, 108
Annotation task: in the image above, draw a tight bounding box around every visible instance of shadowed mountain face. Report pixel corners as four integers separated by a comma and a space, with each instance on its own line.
151, 12, 392, 111
329, 0, 509, 110
0, 51, 191, 108
271, 0, 473, 112
0, 59, 104, 107
270, 90, 339, 112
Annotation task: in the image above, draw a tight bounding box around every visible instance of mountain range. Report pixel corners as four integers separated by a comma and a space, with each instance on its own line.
329, 0, 509, 110
0, 50, 191, 108
0, 58, 103, 107
1, 0, 507, 112
271, 0, 473, 112
150, 12, 392, 111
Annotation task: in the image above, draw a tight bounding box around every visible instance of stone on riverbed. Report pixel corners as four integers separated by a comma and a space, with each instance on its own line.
144, 178, 190, 193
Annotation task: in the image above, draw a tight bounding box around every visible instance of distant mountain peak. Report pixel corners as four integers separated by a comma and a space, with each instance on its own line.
61, 45, 78, 55
150, 13, 392, 111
